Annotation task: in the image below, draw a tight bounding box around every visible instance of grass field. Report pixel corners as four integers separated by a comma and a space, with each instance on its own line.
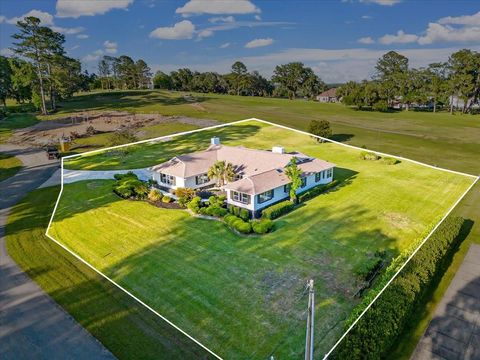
50, 121, 474, 359
0, 152, 22, 182
5, 187, 213, 359
0, 113, 38, 143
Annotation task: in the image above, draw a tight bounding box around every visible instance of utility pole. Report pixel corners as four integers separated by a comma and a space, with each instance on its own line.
305, 279, 315, 360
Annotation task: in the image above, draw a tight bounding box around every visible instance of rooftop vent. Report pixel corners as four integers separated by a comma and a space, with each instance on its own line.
211, 137, 220, 145
272, 146, 285, 154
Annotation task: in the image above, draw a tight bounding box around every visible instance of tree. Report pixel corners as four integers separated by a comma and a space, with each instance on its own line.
98, 57, 111, 90
425, 63, 448, 113
0, 56, 12, 110
11, 17, 54, 114
308, 120, 332, 141
153, 70, 172, 89
170, 68, 193, 91
447, 49, 480, 113
8, 57, 34, 103
284, 157, 303, 203
272, 62, 322, 100
229, 61, 248, 95
375, 51, 409, 107
135, 59, 151, 89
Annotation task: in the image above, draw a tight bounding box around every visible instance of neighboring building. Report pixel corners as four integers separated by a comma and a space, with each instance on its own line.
150, 137, 335, 217
316, 88, 338, 103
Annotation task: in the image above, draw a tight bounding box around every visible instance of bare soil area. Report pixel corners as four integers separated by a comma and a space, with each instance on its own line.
9, 111, 220, 146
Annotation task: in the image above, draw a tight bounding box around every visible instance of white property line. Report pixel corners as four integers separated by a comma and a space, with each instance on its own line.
46, 117, 479, 359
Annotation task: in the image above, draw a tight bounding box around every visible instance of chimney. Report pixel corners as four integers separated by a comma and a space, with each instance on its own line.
211, 137, 220, 145
272, 146, 285, 154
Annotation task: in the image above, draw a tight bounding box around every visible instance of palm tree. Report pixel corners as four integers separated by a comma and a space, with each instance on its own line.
284, 157, 302, 203
208, 160, 235, 187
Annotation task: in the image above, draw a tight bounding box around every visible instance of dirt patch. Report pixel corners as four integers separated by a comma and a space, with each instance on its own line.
9, 111, 220, 147
384, 212, 412, 229
190, 102, 206, 111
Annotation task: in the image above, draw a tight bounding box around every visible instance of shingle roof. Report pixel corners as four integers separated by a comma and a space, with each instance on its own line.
318, 88, 337, 98
151, 144, 335, 195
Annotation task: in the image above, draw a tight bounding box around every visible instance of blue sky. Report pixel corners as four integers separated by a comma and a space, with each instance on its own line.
1, 0, 480, 83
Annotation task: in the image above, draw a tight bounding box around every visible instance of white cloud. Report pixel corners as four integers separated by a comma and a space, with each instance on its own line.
379, 30, 418, 44
103, 40, 118, 54
255, 14, 261, 21
0, 16, 6, 24
0, 48, 14, 56
208, 16, 235, 23
6, 9, 54, 25
176, 0, 260, 16
198, 29, 214, 39
150, 20, 196, 40
70, 45, 80, 50
379, 11, 480, 45
361, 15, 372, 19
358, 36, 375, 44
51, 26, 85, 35
245, 38, 273, 48
359, 0, 401, 5
220, 42, 230, 48
56, 0, 134, 18
77, 34, 89, 39
438, 11, 480, 26
82, 49, 104, 62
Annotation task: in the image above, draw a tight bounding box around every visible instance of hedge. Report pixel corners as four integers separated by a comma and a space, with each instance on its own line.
381, 156, 399, 165
251, 219, 274, 234
360, 151, 380, 161
187, 196, 202, 213
224, 214, 252, 234
148, 189, 162, 202
332, 216, 466, 359
113, 173, 146, 199
298, 180, 339, 203
162, 195, 173, 203
262, 200, 295, 220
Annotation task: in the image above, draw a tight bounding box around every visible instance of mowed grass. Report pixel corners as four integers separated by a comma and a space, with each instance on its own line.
0, 152, 22, 182
5, 187, 215, 359
51, 122, 474, 359
0, 113, 38, 143
54, 90, 480, 173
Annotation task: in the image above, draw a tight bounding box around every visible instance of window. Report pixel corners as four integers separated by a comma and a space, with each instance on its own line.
160, 173, 176, 185
195, 173, 209, 185
301, 177, 307, 188
322, 171, 326, 179
232, 191, 250, 204
257, 189, 274, 204
315, 172, 322, 182
327, 168, 333, 178
284, 184, 291, 193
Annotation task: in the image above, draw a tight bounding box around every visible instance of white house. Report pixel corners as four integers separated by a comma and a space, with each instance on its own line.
149, 138, 335, 217
316, 88, 339, 103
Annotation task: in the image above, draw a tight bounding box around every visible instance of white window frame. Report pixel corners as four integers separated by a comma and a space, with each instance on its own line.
257, 189, 274, 204
195, 173, 209, 185
232, 191, 250, 204
160, 173, 176, 186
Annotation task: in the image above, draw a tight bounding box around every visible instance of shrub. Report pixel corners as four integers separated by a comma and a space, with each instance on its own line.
204, 206, 227, 218
251, 219, 274, 234
113, 172, 147, 199
224, 215, 252, 234
308, 119, 332, 140
114, 172, 137, 181
176, 187, 195, 207
133, 183, 149, 198
148, 188, 162, 202
162, 195, 172, 203
114, 186, 133, 198
239, 208, 250, 221
381, 156, 399, 165
373, 100, 388, 112
298, 180, 339, 202
360, 151, 380, 161
262, 200, 295, 220
187, 196, 202, 213
228, 204, 235, 214
333, 216, 466, 359
208, 195, 226, 208
86, 125, 96, 136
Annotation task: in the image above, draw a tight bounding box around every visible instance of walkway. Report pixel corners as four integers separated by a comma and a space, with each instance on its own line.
411, 244, 480, 360
0, 144, 116, 360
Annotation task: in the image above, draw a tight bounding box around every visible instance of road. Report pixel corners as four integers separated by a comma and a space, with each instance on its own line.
411, 244, 480, 360
0, 144, 115, 360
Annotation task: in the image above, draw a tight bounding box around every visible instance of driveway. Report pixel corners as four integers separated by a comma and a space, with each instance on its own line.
63, 167, 151, 183
411, 244, 480, 360
0, 144, 115, 359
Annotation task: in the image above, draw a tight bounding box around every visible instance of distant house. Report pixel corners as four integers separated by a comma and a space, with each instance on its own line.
149, 137, 335, 217
316, 88, 338, 103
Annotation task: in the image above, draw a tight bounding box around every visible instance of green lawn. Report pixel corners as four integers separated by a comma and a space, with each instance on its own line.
53, 90, 480, 173
0, 152, 22, 182
51, 122, 474, 359
6, 187, 214, 359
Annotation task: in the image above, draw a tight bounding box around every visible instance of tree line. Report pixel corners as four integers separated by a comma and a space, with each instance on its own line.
0, 17, 94, 115
338, 49, 480, 114
152, 60, 326, 100
97, 55, 151, 90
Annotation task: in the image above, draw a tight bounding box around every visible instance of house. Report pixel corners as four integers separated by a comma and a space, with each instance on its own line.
316, 88, 338, 103
149, 137, 335, 217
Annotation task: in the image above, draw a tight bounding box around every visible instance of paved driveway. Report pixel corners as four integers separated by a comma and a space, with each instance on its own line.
0, 145, 115, 359
411, 244, 480, 360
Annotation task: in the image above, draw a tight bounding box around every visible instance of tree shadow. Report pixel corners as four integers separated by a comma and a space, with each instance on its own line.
330, 134, 354, 143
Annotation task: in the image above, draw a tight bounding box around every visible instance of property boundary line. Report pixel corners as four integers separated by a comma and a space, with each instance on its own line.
45, 117, 479, 359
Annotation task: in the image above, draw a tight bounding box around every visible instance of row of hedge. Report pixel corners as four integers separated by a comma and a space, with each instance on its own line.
298, 180, 339, 202
187, 195, 228, 217
224, 214, 274, 235
261, 200, 295, 220
359, 151, 399, 165
332, 216, 466, 359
